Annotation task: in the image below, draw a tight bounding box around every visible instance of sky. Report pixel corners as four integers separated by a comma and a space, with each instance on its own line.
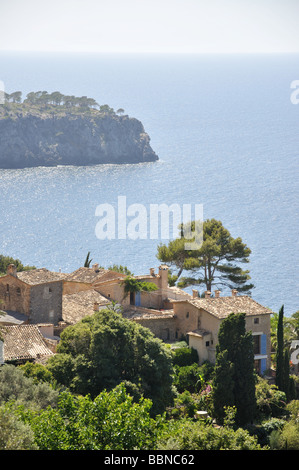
0, 0, 299, 54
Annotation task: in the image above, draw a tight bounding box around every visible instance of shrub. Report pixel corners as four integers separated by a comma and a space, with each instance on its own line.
0, 364, 59, 410
172, 347, 198, 367
0, 405, 37, 450
20, 385, 163, 450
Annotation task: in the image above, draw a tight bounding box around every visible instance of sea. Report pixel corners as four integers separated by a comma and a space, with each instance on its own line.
0, 52, 298, 316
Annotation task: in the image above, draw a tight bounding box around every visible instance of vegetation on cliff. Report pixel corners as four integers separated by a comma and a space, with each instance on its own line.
2, 90, 122, 117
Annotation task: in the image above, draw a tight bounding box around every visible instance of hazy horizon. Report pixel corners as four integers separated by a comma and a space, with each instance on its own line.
1, 0, 299, 55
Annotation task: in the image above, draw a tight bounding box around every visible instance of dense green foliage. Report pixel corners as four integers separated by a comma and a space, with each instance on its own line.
0, 406, 37, 450
0, 296, 298, 450
1, 90, 123, 118
172, 346, 199, 367
47, 309, 174, 415
0, 364, 59, 410
122, 275, 158, 294
0, 342, 298, 449
157, 219, 254, 293
0, 254, 35, 275
19, 385, 160, 450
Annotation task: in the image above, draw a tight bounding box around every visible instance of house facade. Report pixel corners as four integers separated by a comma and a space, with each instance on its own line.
0, 263, 273, 376
0, 264, 64, 324
172, 289, 272, 375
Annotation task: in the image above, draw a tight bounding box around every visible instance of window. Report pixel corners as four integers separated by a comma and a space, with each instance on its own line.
254, 318, 259, 324
205, 341, 210, 347
253, 335, 260, 354
16, 287, 21, 296
186, 311, 189, 318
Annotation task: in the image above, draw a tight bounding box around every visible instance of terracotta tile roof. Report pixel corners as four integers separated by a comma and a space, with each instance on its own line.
16, 268, 65, 285
186, 296, 272, 318
187, 328, 211, 337
64, 267, 126, 284
123, 306, 174, 321
62, 289, 111, 324
2, 325, 54, 361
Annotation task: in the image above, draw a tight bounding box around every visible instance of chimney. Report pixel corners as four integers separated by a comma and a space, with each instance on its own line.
94, 302, 99, 311
92, 263, 99, 272
7, 264, 17, 277
231, 289, 238, 297
215, 290, 221, 298
192, 289, 199, 299
205, 291, 211, 299
149, 268, 155, 276
159, 265, 169, 289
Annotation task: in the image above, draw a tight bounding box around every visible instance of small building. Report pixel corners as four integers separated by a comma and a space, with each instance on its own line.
0, 264, 65, 325
172, 289, 272, 375
63, 264, 127, 296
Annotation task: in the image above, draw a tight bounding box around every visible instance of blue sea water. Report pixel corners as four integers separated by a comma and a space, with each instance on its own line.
0, 52, 298, 316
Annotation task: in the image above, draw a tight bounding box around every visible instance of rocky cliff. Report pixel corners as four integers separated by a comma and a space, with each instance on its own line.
0, 107, 158, 168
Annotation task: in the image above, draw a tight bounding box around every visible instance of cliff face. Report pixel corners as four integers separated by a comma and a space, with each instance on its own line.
0, 112, 158, 168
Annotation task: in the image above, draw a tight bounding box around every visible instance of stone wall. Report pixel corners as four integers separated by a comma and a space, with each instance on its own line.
63, 281, 92, 295
132, 316, 177, 341
0, 275, 31, 316
30, 282, 63, 324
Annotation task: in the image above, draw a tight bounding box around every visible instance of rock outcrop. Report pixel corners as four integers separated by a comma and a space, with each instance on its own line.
0, 109, 158, 168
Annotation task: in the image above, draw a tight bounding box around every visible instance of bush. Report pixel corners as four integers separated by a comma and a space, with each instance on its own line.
157, 418, 264, 450
173, 363, 203, 393
255, 377, 287, 419
272, 421, 299, 450
0, 405, 37, 450
172, 347, 198, 367
20, 384, 163, 450
19, 362, 54, 384
0, 364, 59, 410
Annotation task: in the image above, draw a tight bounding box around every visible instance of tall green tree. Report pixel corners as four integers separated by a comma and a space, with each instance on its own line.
157, 219, 254, 293
212, 313, 256, 425
47, 308, 174, 414
212, 350, 235, 423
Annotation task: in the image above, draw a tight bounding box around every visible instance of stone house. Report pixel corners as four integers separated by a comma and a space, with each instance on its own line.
172, 289, 272, 375
0, 262, 273, 376
0, 264, 64, 325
